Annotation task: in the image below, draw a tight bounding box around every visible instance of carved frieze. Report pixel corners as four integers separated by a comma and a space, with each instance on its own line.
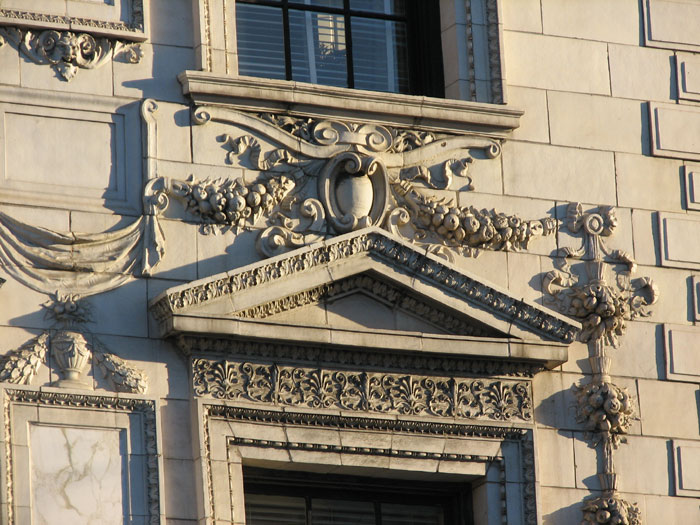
0, 26, 142, 81
192, 358, 533, 422
152, 106, 557, 262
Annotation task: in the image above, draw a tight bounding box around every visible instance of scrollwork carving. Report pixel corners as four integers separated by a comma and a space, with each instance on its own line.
191, 358, 533, 422
0, 26, 141, 81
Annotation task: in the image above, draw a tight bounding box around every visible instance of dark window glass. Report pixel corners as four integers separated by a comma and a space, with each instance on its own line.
236, 4, 286, 80
235, 0, 442, 96
243, 468, 469, 525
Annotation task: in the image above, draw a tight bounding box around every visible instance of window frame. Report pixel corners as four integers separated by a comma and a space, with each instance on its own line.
233, 0, 445, 97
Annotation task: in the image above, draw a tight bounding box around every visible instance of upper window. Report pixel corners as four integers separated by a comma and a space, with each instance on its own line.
235, 0, 445, 96
244, 467, 473, 525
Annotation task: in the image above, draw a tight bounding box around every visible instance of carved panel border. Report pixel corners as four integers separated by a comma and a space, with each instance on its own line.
0, 1, 147, 41
192, 357, 533, 422
2, 388, 162, 525
202, 404, 537, 525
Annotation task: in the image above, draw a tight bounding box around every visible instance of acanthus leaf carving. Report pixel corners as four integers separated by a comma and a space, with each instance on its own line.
191, 358, 533, 422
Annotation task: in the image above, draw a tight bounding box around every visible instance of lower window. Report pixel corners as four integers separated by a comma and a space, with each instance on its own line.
243, 467, 473, 525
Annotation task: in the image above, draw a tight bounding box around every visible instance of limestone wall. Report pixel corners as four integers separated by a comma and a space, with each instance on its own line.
0, 1, 697, 524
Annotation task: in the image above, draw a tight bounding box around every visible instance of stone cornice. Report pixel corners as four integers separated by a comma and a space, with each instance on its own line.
177, 72, 523, 135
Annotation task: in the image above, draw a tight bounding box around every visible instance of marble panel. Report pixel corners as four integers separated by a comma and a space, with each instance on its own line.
650, 102, 700, 161
664, 324, 700, 383
29, 424, 125, 525
658, 212, 700, 269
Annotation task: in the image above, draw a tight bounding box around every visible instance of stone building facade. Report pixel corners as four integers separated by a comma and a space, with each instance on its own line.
0, 0, 698, 524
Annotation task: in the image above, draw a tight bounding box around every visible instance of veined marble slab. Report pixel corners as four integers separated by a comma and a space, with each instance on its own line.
29, 424, 125, 525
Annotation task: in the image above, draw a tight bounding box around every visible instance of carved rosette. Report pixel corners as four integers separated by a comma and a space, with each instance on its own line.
0, 26, 142, 81
191, 358, 533, 422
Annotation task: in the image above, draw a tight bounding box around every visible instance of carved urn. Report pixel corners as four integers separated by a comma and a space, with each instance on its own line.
50, 330, 92, 389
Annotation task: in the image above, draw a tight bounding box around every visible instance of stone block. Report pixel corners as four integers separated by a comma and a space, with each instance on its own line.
449, 248, 509, 290
501, 0, 541, 33
643, 0, 700, 52
538, 486, 586, 525
676, 52, 700, 103
19, 52, 113, 96
89, 278, 149, 338
541, 0, 639, 44
638, 379, 700, 439
502, 141, 616, 205
439, 0, 467, 32
159, 399, 192, 460
658, 212, 700, 269
650, 102, 700, 161
150, 0, 195, 47
616, 153, 684, 213
610, 44, 675, 103
694, 276, 700, 322
441, 23, 469, 88
151, 219, 198, 282
114, 43, 195, 104
163, 458, 198, 520
535, 428, 575, 488
615, 435, 671, 495
673, 439, 700, 496
149, 101, 192, 164
683, 164, 700, 211
503, 31, 610, 95
533, 371, 581, 431
664, 324, 700, 383
0, 41, 19, 86
636, 264, 692, 326
507, 86, 550, 143
615, 322, 663, 381
548, 92, 645, 154
645, 494, 700, 523
631, 209, 661, 267
507, 252, 543, 303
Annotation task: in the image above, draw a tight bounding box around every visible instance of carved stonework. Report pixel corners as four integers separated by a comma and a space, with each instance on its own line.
3, 389, 160, 525
192, 358, 533, 422
152, 106, 557, 262
152, 230, 580, 345
232, 273, 501, 337
0, 334, 49, 385
0, 27, 142, 81
0, 4, 145, 34
177, 336, 545, 378
574, 381, 637, 447
94, 348, 149, 394
581, 493, 642, 525
544, 203, 657, 348
50, 330, 92, 388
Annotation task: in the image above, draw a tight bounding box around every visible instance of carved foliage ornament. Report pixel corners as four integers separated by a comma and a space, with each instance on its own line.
581, 493, 641, 525
0, 26, 142, 81
192, 358, 533, 422
574, 381, 637, 447
544, 203, 657, 347
154, 107, 558, 261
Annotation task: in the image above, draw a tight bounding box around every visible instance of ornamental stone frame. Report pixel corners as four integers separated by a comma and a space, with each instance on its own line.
151, 227, 579, 524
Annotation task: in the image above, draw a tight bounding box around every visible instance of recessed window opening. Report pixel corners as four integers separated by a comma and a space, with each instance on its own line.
235, 0, 444, 96
243, 467, 474, 525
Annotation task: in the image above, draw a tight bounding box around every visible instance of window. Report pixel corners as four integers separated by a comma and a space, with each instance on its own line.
243, 467, 473, 525
235, 0, 445, 97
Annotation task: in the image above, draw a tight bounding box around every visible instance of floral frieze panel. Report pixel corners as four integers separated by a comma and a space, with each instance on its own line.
191, 358, 533, 422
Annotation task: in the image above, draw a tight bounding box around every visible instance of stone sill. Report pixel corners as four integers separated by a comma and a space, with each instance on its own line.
178, 71, 523, 135
162, 314, 569, 370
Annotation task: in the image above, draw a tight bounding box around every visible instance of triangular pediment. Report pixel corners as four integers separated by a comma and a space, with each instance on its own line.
150, 228, 579, 348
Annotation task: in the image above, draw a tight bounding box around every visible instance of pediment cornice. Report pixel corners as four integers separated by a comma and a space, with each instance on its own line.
150, 228, 580, 346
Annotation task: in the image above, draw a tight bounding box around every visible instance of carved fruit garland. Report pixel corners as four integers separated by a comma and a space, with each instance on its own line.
544, 203, 655, 523
155, 108, 559, 261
